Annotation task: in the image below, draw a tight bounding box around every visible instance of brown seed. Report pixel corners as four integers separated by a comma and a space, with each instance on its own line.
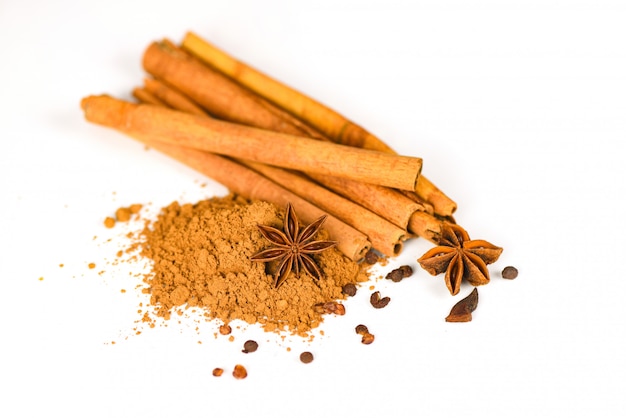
299, 351, 314, 364
212, 368, 224, 377
502, 266, 518, 279
445, 288, 479, 323
364, 249, 380, 264
242, 340, 258, 353
385, 269, 405, 282
342, 283, 357, 296
355, 324, 369, 335
399, 265, 413, 277
361, 333, 375, 345
232, 364, 248, 379
370, 291, 391, 309
218, 324, 232, 335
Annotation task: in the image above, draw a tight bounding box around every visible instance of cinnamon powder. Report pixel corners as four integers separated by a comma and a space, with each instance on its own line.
137, 194, 368, 336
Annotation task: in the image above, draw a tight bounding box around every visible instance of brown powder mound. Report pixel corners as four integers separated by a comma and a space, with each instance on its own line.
139, 194, 368, 336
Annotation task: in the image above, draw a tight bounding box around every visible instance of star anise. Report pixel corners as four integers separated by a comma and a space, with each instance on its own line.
251, 203, 337, 288
417, 223, 503, 296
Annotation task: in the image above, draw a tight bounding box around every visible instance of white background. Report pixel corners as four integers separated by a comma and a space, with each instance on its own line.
1, 1, 625, 417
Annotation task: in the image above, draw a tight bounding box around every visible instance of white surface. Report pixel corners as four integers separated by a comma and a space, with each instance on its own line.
1, 1, 625, 417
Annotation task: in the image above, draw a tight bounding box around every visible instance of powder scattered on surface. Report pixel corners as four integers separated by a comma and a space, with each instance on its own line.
111, 204, 144, 224
116, 208, 132, 222
137, 194, 369, 336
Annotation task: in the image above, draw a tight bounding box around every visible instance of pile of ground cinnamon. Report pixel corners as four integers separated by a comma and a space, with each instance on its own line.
137, 194, 369, 336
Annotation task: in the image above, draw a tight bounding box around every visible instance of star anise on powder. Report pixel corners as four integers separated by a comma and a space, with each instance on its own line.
417, 223, 503, 296
251, 203, 337, 288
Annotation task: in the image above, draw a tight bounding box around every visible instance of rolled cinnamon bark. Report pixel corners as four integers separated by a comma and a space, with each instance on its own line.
130, 83, 416, 254
81, 95, 423, 191
132, 80, 442, 242
181, 31, 457, 217
408, 210, 444, 244
132, 79, 445, 244
132, 87, 168, 107
143, 40, 327, 141
305, 173, 426, 231
142, 78, 208, 117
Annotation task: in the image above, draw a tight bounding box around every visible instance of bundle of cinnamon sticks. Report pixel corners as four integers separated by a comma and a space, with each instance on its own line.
81, 32, 457, 262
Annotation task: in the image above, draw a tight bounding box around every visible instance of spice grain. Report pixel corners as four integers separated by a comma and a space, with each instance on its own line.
299, 351, 314, 364
370, 291, 391, 309
243, 340, 258, 353
502, 266, 518, 279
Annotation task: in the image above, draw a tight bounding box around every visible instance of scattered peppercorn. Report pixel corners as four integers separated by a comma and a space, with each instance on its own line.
370, 291, 391, 309
212, 368, 224, 377
385, 265, 414, 282
242, 340, 258, 353
398, 265, 413, 277
232, 364, 248, 379
385, 269, 404, 282
502, 266, 518, 279
342, 283, 357, 296
355, 324, 369, 335
299, 351, 314, 364
364, 249, 380, 264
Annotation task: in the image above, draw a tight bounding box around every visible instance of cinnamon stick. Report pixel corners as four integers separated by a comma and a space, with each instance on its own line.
132, 82, 438, 251
134, 73, 443, 241
305, 173, 426, 231
132, 87, 168, 107
141, 39, 434, 223
143, 40, 327, 141
142, 78, 208, 117
408, 210, 443, 243
181, 31, 457, 217
81, 95, 423, 191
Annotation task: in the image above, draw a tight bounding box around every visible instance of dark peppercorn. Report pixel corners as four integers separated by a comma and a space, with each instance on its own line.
364, 249, 380, 264
342, 283, 357, 296
242, 340, 258, 353
502, 266, 518, 279
355, 324, 369, 335
300, 351, 314, 364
